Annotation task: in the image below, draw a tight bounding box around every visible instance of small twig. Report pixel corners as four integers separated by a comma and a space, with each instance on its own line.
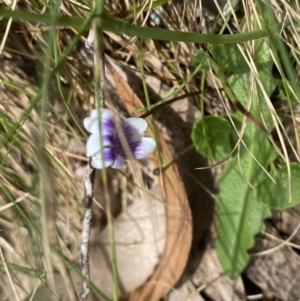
80, 160, 95, 301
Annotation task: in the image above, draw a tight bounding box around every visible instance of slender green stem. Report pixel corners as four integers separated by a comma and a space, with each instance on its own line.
93, 1, 119, 300
0, 9, 290, 44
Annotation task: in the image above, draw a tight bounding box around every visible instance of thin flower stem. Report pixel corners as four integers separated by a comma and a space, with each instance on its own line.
81, 2, 119, 301
80, 0, 106, 300
93, 2, 120, 299
92, 29, 105, 109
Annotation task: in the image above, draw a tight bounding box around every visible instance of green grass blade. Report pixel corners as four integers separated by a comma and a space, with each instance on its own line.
0, 9, 290, 44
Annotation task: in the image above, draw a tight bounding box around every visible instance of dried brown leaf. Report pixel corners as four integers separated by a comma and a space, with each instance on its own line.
107, 61, 193, 301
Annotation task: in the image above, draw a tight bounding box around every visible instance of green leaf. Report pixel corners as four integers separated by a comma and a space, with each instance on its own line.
211, 44, 248, 73
256, 163, 300, 209
191, 116, 233, 160
193, 48, 208, 69
255, 39, 278, 106
194, 44, 248, 73
194, 40, 275, 74
215, 126, 275, 278
216, 161, 271, 278
228, 39, 277, 129
215, 38, 278, 278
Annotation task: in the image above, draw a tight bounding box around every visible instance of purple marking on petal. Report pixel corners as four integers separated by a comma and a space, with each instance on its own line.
123, 118, 147, 134
112, 120, 144, 159
132, 137, 156, 159
103, 133, 114, 145
111, 154, 125, 168
90, 148, 115, 169
86, 133, 112, 157
113, 138, 141, 159
121, 120, 142, 142
102, 109, 115, 133
104, 148, 116, 163
83, 108, 115, 135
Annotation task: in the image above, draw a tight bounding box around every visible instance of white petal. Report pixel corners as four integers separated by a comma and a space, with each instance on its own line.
123, 118, 148, 134
133, 137, 156, 159
91, 149, 115, 169
83, 115, 98, 134
111, 154, 125, 169
90, 109, 98, 118
86, 134, 111, 157
91, 108, 114, 120
84, 109, 115, 134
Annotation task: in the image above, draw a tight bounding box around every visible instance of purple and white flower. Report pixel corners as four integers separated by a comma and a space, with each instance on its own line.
83, 108, 156, 169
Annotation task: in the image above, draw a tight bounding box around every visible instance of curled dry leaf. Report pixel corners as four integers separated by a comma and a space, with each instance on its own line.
107, 59, 193, 301
89, 197, 167, 297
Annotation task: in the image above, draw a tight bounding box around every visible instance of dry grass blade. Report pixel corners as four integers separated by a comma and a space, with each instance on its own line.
107, 60, 192, 301
0, 247, 21, 301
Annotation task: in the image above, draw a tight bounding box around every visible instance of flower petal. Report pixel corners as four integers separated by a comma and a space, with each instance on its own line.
90, 109, 98, 118
133, 137, 156, 159
120, 119, 143, 143
86, 133, 112, 157
112, 120, 143, 158
84, 109, 115, 135
102, 109, 115, 131
123, 118, 148, 134
111, 154, 125, 169
83, 115, 97, 133
84, 109, 156, 168
91, 148, 115, 169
